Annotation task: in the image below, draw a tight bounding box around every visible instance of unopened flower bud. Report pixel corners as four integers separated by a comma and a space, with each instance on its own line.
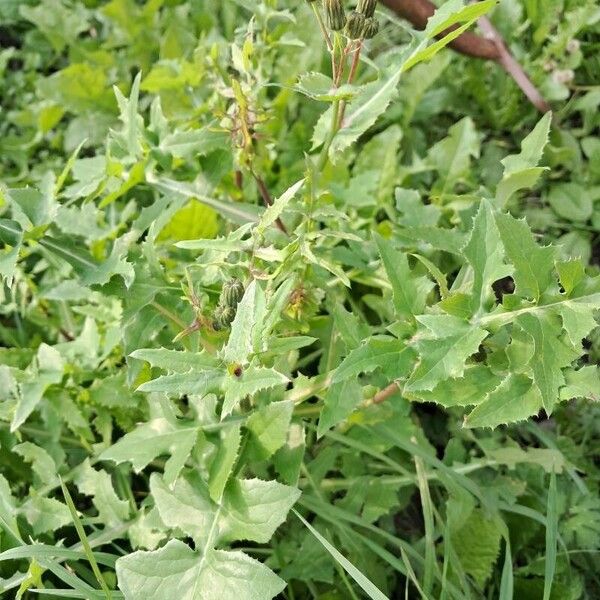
222, 278, 245, 309
357, 0, 377, 18
361, 16, 379, 39
324, 0, 346, 31
566, 39, 580, 54
345, 10, 365, 39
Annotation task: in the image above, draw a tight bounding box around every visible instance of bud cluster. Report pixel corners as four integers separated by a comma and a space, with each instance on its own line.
320, 0, 379, 39
212, 278, 245, 330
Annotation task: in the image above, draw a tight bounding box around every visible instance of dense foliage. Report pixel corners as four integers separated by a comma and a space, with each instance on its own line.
0, 0, 599, 598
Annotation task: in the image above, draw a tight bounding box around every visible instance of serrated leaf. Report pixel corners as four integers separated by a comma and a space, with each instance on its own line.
221, 280, 259, 366
208, 423, 242, 502
317, 380, 363, 436
296, 72, 358, 102
411, 365, 501, 408
148, 174, 262, 225
496, 112, 552, 207
333, 337, 414, 383
20, 497, 71, 536
12, 344, 64, 432
494, 212, 555, 300
453, 509, 502, 589
100, 417, 198, 484
406, 315, 487, 392
137, 369, 224, 395
518, 313, 579, 413
374, 233, 423, 318
465, 374, 543, 428
152, 472, 299, 546
463, 200, 511, 314
116, 540, 285, 600
560, 366, 599, 401
130, 348, 217, 373
246, 400, 294, 461
13, 442, 58, 488
74, 459, 130, 527
222, 366, 289, 418
256, 179, 303, 235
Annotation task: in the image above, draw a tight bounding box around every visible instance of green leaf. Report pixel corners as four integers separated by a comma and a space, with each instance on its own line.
560, 366, 599, 401
222, 366, 289, 418
12, 344, 64, 432
412, 365, 500, 408
20, 497, 71, 536
74, 459, 130, 528
463, 200, 511, 314
111, 71, 143, 159
256, 179, 304, 236
406, 315, 487, 392
452, 509, 502, 589
374, 233, 423, 318
496, 112, 552, 207
518, 313, 579, 413
246, 400, 294, 461
318, 380, 363, 437
465, 374, 543, 428
116, 540, 286, 600
129, 348, 217, 373
153, 473, 300, 545
100, 417, 198, 485
13, 442, 58, 488
148, 175, 262, 226
221, 280, 260, 366
208, 423, 242, 502
547, 182, 593, 222
136, 369, 224, 396
494, 212, 555, 300
296, 72, 358, 102
428, 117, 479, 195
333, 337, 415, 383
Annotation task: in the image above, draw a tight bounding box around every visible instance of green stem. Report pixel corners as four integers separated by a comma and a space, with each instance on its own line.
316, 100, 340, 172
310, 3, 332, 51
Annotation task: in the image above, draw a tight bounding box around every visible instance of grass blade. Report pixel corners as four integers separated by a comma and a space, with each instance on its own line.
60, 479, 113, 600
293, 509, 388, 600
543, 471, 558, 600
499, 538, 513, 600
414, 450, 436, 596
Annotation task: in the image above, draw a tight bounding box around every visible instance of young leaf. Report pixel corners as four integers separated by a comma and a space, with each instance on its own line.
374, 233, 423, 319
494, 212, 555, 300
333, 337, 415, 383
463, 200, 511, 315
405, 315, 487, 393
518, 313, 579, 413
496, 112, 552, 207
116, 540, 286, 600
222, 366, 289, 418
246, 400, 294, 461
464, 374, 543, 428
100, 417, 198, 485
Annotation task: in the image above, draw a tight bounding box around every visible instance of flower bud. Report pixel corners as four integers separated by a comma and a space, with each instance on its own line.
222, 278, 245, 309
357, 0, 377, 18
345, 10, 365, 39
212, 305, 236, 330
324, 0, 346, 31
361, 16, 379, 39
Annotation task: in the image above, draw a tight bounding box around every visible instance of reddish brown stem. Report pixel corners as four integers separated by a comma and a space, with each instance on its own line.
337, 42, 363, 130
371, 382, 400, 404
253, 173, 288, 234
380, 0, 550, 112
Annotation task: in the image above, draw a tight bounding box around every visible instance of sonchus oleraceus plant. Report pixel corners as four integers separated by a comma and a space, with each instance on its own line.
0, 0, 598, 599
